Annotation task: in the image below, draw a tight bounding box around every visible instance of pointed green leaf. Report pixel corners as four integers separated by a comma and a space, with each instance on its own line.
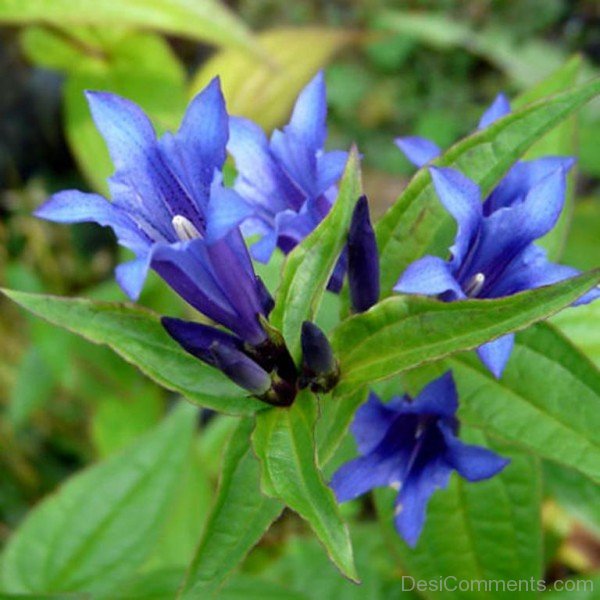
0, 404, 196, 596
1, 289, 264, 415
1, 0, 260, 54
375, 433, 542, 599
252, 392, 358, 581
331, 270, 600, 394
376, 77, 600, 294
270, 148, 362, 361
452, 323, 600, 485
181, 418, 283, 599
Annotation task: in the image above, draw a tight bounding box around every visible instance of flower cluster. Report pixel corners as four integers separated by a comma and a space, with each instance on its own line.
36, 77, 597, 548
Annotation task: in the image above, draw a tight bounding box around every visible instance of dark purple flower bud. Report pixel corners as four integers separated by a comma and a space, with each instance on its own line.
300, 321, 339, 393
348, 195, 380, 313
209, 342, 271, 396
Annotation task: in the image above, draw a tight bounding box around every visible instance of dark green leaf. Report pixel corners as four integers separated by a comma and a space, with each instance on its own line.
180, 418, 283, 599
252, 392, 358, 581
2, 289, 263, 415
452, 323, 600, 484
331, 271, 600, 394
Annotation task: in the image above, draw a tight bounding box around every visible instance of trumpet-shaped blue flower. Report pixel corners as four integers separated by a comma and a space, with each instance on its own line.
227, 72, 348, 264
395, 164, 600, 377
35, 79, 270, 345
331, 372, 508, 547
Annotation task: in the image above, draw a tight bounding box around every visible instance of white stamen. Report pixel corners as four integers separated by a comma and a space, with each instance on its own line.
465, 272, 485, 298
172, 215, 202, 241
394, 503, 403, 516
390, 480, 402, 491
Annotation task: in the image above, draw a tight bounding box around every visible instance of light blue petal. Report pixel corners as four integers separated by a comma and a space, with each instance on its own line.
477, 334, 515, 378
316, 150, 348, 194
407, 371, 458, 418
115, 255, 152, 300
395, 136, 441, 167
287, 71, 327, 152
477, 93, 511, 129
206, 177, 254, 243
85, 91, 156, 172
430, 167, 483, 267
394, 256, 465, 300
35, 190, 149, 253
484, 156, 575, 214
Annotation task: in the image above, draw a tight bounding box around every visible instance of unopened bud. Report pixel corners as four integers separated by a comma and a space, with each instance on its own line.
300, 321, 339, 393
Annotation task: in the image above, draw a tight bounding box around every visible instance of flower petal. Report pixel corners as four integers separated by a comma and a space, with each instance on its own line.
115, 255, 152, 301
429, 167, 483, 267
35, 190, 149, 254
394, 454, 452, 547
228, 116, 301, 214
287, 71, 327, 152
317, 150, 348, 194
206, 177, 254, 243
394, 256, 465, 300
395, 136, 441, 168
407, 371, 458, 418
440, 423, 510, 482
484, 156, 575, 215
350, 391, 399, 454
477, 334, 515, 378
477, 93, 511, 129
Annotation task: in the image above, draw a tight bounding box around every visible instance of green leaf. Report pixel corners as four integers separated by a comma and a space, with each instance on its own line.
375, 432, 542, 599
552, 300, 600, 367
545, 462, 600, 537
560, 198, 600, 272
252, 392, 358, 581
375, 77, 600, 294
218, 575, 307, 600
452, 323, 600, 484
316, 388, 368, 467
1, 0, 260, 54
190, 27, 355, 131
331, 270, 600, 394
270, 148, 361, 361
0, 404, 196, 596
180, 418, 283, 599
1, 289, 264, 415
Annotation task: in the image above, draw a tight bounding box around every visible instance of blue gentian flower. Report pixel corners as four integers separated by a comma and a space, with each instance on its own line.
331, 372, 508, 547
300, 321, 339, 393
395, 164, 600, 377
34, 79, 272, 346
227, 71, 348, 265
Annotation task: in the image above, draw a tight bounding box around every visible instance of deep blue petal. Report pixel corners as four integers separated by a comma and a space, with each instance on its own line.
350, 391, 399, 454
439, 423, 510, 482
172, 77, 228, 201
395, 136, 441, 167
210, 342, 271, 395
484, 157, 575, 215
429, 167, 482, 267
471, 167, 567, 286
206, 175, 254, 242
394, 256, 465, 300
477, 93, 511, 129
476, 334, 515, 378
406, 371, 458, 418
